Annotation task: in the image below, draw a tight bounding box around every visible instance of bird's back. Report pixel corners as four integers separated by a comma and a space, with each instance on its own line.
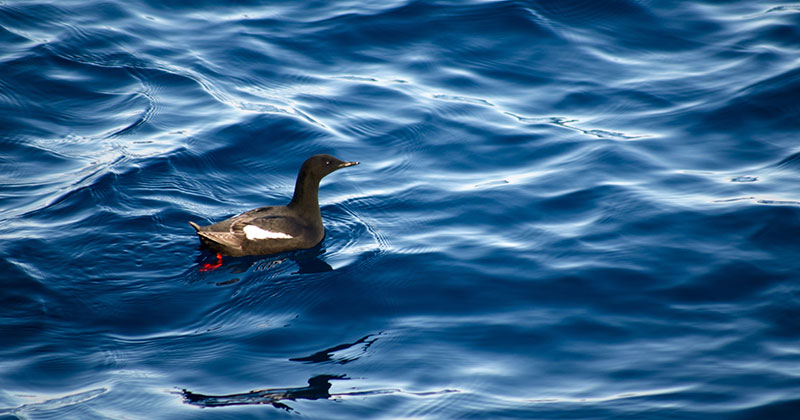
191, 205, 324, 257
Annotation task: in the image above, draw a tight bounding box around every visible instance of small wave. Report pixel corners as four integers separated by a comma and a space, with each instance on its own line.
753, 5, 800, 16
432, 94, 494, 106
323, 197, 389, 271
0, 387, 108, 416
505, 112, 648, 140
775, 150, 800, 169
756, 198, 800, 206
730, 175, 758, 183
714, 196, 800, 206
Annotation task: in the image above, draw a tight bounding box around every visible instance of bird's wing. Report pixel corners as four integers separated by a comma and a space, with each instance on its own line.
197, 231, 244, 250
232, 216, 305, 240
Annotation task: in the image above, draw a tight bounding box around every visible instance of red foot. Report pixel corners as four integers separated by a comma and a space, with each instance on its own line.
200, 253, 223, 272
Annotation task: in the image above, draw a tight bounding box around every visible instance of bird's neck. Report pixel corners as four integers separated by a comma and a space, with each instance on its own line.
287, 170, 322, 222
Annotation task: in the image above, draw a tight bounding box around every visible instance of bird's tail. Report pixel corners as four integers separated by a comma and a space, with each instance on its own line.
188, 221, 202, 232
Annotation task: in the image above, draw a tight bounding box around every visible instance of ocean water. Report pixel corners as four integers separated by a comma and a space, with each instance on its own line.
2, 0, 800, 418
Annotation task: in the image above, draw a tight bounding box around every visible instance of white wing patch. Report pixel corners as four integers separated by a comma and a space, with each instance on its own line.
243, 225, 294, 240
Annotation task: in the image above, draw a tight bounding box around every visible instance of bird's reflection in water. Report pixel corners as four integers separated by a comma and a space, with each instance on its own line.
182, 375, 344, 411
291, 248, 334, 274
181, 335, 456, 411
290, 333, 380, 364
196, 242, 333, 277
181, 375, 457, 411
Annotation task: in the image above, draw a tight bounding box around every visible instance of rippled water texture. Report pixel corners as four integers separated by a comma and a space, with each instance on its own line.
2, 1, 800, 419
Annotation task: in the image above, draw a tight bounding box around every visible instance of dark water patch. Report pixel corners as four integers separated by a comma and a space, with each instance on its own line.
656, 261, 782, 303
750, 20, 800, 48
734, 399, 800, 420
748, 205, 800, 250
774, 149, 800, 169
0, 50, 147, 139
531, 0, 653, 26
698, 67, 800, 132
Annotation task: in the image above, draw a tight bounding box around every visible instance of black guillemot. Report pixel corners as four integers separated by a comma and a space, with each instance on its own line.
189, 154, 359, 259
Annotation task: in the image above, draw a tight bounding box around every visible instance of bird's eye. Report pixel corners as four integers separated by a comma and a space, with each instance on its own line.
326, 160, 331, 165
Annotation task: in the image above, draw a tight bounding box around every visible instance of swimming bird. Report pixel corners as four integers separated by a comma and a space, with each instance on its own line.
189, 154, 359, 259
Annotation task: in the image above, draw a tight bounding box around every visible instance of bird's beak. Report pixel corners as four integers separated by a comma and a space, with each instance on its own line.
338, 161, 359, 168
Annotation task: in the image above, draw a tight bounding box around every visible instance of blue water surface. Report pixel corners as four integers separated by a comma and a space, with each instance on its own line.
2, 0, 800, 418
